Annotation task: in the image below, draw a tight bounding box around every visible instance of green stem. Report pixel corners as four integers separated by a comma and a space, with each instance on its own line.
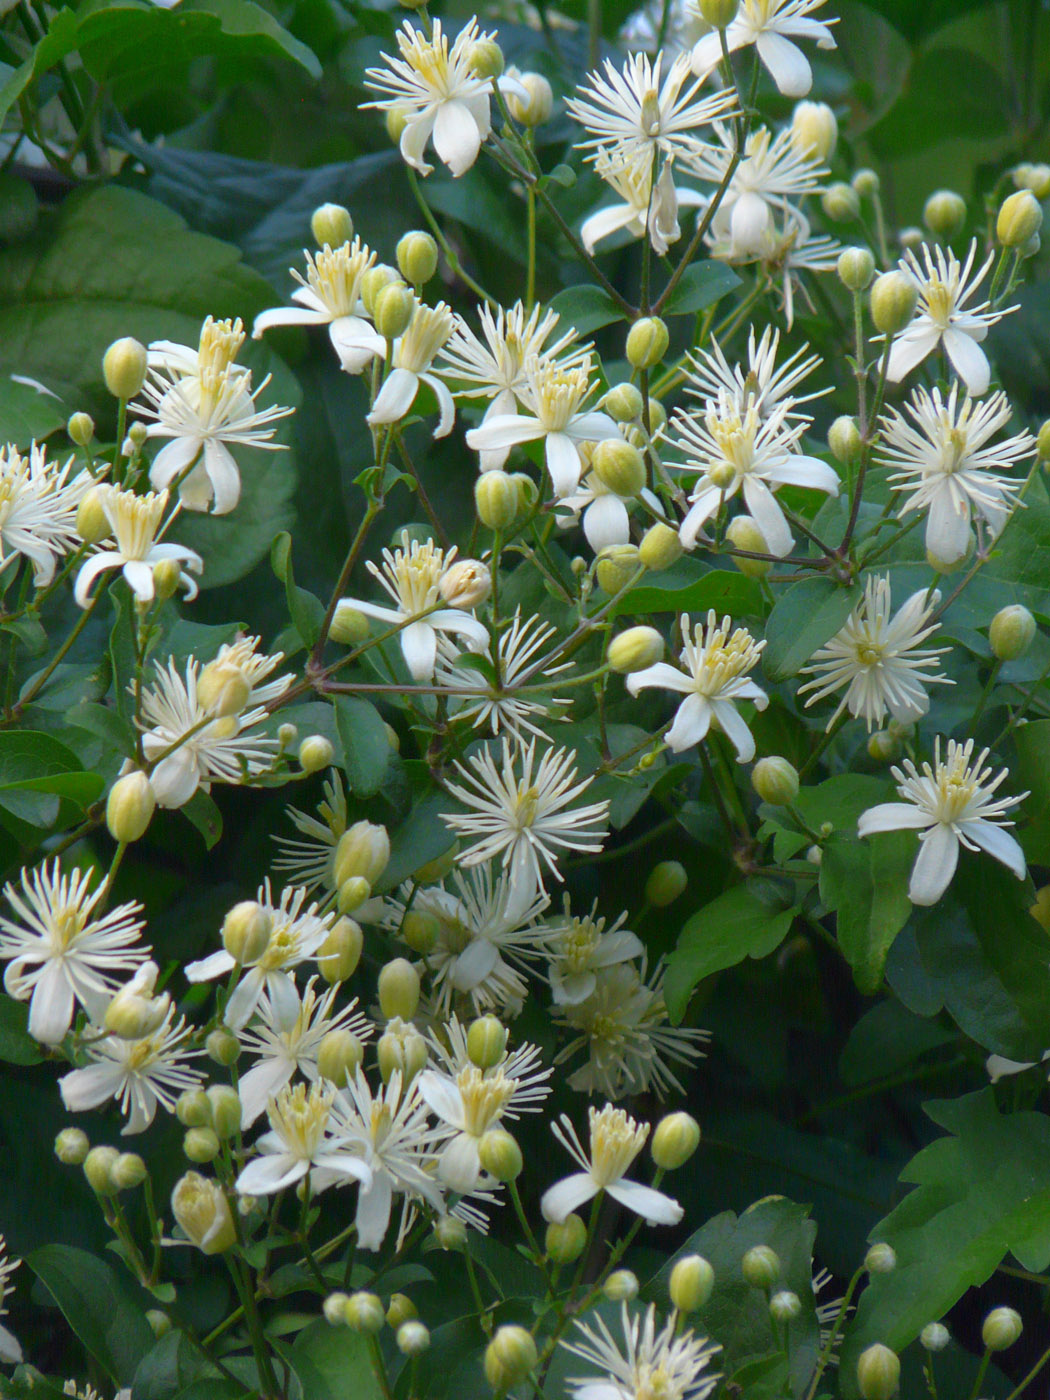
226, 1255, 280, 1400
526, 186, 537, 312
310, 497, 383, 666
10, 591, 100, 717
405, 167, 497, 307
967, 1347, 992, 1400
1002, 1341, 1050, 1400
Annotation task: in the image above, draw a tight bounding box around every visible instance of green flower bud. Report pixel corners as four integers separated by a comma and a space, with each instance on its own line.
397, 1320, 430, 1355
604, 382, 644, 422
278, 722, 298, 749
373, 281, 415, 340
104, 965, 168, 1040
546, 1213, 587, 1263
222, 901, 272, 965
439, 558, 491, 608
377, 1022, 428, 1083
361, 264, 401, 317
591, 438, 646, 497
752, 757, 800, 807
171, 1172, 236, 1254
821, 182, 860, 222
318, 916, 364, 984
150, 556, 182, 603
697, 0, 739, 26
837, 246, 875, 291
433, 1215, 467, 1251
1014, 162, 1050, 199
475, 470, 519, 530
725, 515, 772, 577
507, 73, 552, 127
870, 272, 918, 334
55, 1126, 90, 1165
670, 1255, 714, 1312
741, 1245, 780, 1289
76, 485, 111, 545
645, 860, 687, 907
899, 226, 924, 250
867, 729, 902, 763
317, 1028, 364, 1086
83, 1145, 121, 1194
626, 317, 669, 370
639, 522, 683, 571
323, 1292, 350, 1325
920, 1322, 950, 1352
647, 396, 667, 432
311, 203, 353, 248
176, 1088, 212, 1129
184, 1127, 221, 1163
338, 877, 372, 914
790, 101, 837, 161
346, 1292, 385, 1334
770, 1289, 801, 1322
146, 1309, 171, 1337
378, 958, 421, 1021
922, 189, 966, 239
982, 1306, 1022, 1351
484, 1325, 538, 1390
828, 415, 861, 465
397, 231, 439, 286
330, 602, 371, 645
608, 626, 664, 674
128, 421, 148, 449
865, 1243, 897, 1275
386, 1293, 417, 1329
603, 1269, 639, 1302
467, 1014, 508, 1069
103, 337, 148, 400
112, 1152, 147, 1191
67, 411, 95, 446
856, 1344, 900, 1400
596, 543, 641, 594
335, 821, 390, 888
106, 771, 156, 844
1038, 420, 1050, 461
470, 36, 504, 79
206, 1027, 241, 1067
402, 910, 440, 954
385, 105, 411, 144
852, 168, 880, 198
478, 1128, 523, 1181
997, 190, 1043, 249
651, 1111, 701, 1169
206, 1086, 242, 1141
197, 661, 251, 718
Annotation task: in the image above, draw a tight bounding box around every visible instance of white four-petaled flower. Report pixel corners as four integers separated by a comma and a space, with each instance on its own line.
253, 239, 386, 374
541, 1103, 683, 1225
74, 487, 202, 608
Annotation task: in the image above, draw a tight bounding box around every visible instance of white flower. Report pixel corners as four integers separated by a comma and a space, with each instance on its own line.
0, 861, 148, 1045
627, 610, 767, 760
798, 575, 951, 731
333, 1069, 445, 1250
206, 633, 293, 709
0, 1237, 22, 1364
689, 0, 837, 98
886, 240, 1013, 396
683, 324, 824, 423
0, 442, 91, 586
59, 1004, 204, 1134
857, 738, 1027, 906
986, 1049, 1050, 1082
540, 1103, 683, 1225
137, 317, 293, 515
562, 1303, 720, 1400
273, 771, 350, 893
434, 610, 573, 743
368, 301, 456, 437
73, 487, 202, 607
877, 385, 1030, 564
340, 535, 489, 682
667, 392, 839, 554
553, 962, 707, 1098
138, 656, 281, 809
543, 900, 644, 1006
466, 355, 619, 498
442, 740, 610, 900
236, 1081, 374, 1196
253, 238, 386, 373
566, 50, 736, 165
185, 881, 335, 1030
237, 977, 373, 1127
581, 152, 705, 258
363, 17, 517, 178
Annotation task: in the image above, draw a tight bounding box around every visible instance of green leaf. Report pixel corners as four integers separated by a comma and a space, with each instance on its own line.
27, 1244, 155, 1385
1012, 717, 1050, 863
0, 373, 66, 443
181, 790, 224, 850
0, 994, 44, 1065
271, 530, 325, 648
334, 695, 391, 798
763, 577, 859, 681
613, 568, 763, 618
819, 831, 912, 993
286, 1319, 383, 1400
839, 999, 955, 1087
661, 260, 741, 317
840, 1090, 1050, 1392
0, 7, 79, 131
0, 730, 100, 826
870, 45, 1009, 158
377, 793, 456, 893
664, 881, 798, 1022
548, 284, 625, 335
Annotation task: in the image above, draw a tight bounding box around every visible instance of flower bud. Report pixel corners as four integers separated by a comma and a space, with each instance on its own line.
591, 438, 646, 497
197, 662, 251, 718
386, 1292, 417, 1329
311, 203, 353, 248
146, 556, 179, 603
361, 264, 401, 317
317, 1028, 364, 1086
440, 559, 491, 608
920, 1322, 950, 1352
867, 729, 902, 763
377, 1021, 428, 1083
508, 471, 537, 520
298, 735, 334, 774
55, 1126, 90, 1165
546, 1213, 587, 1263
378, 957, 421, 1021
651, 1111, 701, 1169
921, 189, 966, 240
318, 916, 364, 984
103, 961, 169, 1039
479, 1128, 523, 1181
870, 271, 918, 335
184, 1127, 221, 1163
997, 190, 1043, 248
103, 337, 147, 400
604, 1269, 639, 1302
323, 1292, 350, 1325
725, 515, 772, 577
752, 757, 800, 807
206, 1086, 241, 1140
1020, 232, 1041, 259
852, 168, 880, 198
397, 231, 439, 287
604, 382, 644, 422
83, 1145, 121, 1194
128, 421, 148, 449
172, 1172, 236, 1254
176, 1088, 212, 1128
837, 246, 875, 291
828, 415, 861, 466
697, 0, 739, 26
639, 522, 682, 571
206, 1027, 241, 1066
397, 1320, 430, 1356
335, 821, 390, 888
467, 1014, 507, 1068
278, 722, 298, 749
106, 770, 156, 845
865, 1243, 896, 1275
470, 36, 504, 79
330, 602, 371, 646
989, 604, 1037, 663
806, 844, 822, 864
770, 1289, 801, 1322
608, 626, 663, 674
385, 104, 411, 143
982, 1306, 1022, 1351
67, 411, 95, 446
790, 101, 837, 160
346, 1292, 385, 1334
373, 281, 415, 340
856, 1344, 900, 1400
485, 1325, 538, 1389
821, 182, 860, 222
222, 901, 272, 965
112, 1152, 147, 1191
433, 1215, 467, 1250
474, 470, 518, 530
596, 544, 641, 594
645, 860, 687, 907
507, 73, 552, 127
670, 1255, 714, 1312
899, 226, 923, 249
76, 485, 112, 544
338, 876, 372, 914
741, 1245, 780, 1289
1015, 162, 1050, 199
626, 317, 669, 370
402, 910, 440, 954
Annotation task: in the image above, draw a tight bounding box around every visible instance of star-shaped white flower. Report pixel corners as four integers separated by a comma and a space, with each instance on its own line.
541, 1104, 683, 1225
543, 899, 644, 1006
73, 487, 202, 607
689, 0, 837, 98
562, 1303, 721, 1400
581, 152, 705, 258
683, 324, 824, 423
236, 1081, 374, 1196
857, 738, 1027, 906
253, 238, 385, 373
0, 442, 92, 586
0, 1238, 22, 1364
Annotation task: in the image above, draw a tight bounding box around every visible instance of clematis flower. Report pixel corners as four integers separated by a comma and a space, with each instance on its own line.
0, 1239, 21, 1364
689, 0, 837, 98
0, 442, 92, 586
556, 471, 660, 555
562, 1303, 720, 1400
581, 152, 705, 257
540, 1103, 683, 1225
73, 487, 202, 607
235, 1082, 373, 1196
857, 738, 1027, 906
367, 301, 456, 438
543, 900, 644, 1006
683, 324, 824, 422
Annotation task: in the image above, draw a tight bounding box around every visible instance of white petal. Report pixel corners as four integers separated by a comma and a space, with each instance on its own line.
606, 1179, 684, 1225
28, 960, 75, 1044
963, 820, 1026, 879
355, 1171, 394, 1250
368, 368, 419, 426
253, 306, 330, 336
224, 967, 265, 1030
908, 824, 959, 906
0, 1322, 23, 1364
149, 436, 200, 492
742, 478, 793, 557
857, 802, 931, 836
451, 937, 500, 991
925, 490, 971, 566
74, 552, 119, 607
540, 1172, 599, 1223
150, 749, 201, 810
756, 31, 813, 96
583, 495, 630, 553
666, 693, 712, 751
60, 1060, 122, 1113
330, 317, 385, 374
433, 100, 483, 177
401, 619, 438, 680
709, 698, 755, 763
417, 1072, 465, 1127
626, 663, 695, 697
986, 1053, 1036, 1082
886, 324, 939, 383
265, 971, 301, 1028
581, 203, 638, 254
185, 950, 235, 982
466, 414, 541, 452
400, 115, 435, 176
545, 433, 583, 498
438, 1135, 482, 1193
942, 328, 991, 396
236, 1153, 307, 1196
123, 559, 156, 603
239, 1058, 294, 1129
202, 440, 242, 514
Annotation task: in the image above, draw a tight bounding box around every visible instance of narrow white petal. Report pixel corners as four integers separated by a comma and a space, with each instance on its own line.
963, 820, 1026, 879
908, 824, 959, 905
606, 1178, 684, 1225
540, 1172, 599, 1223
